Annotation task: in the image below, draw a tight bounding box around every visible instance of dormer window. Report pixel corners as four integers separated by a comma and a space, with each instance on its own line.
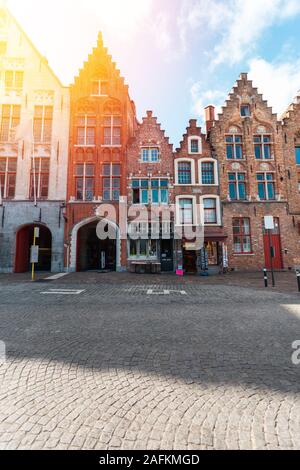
241, 105, 250, 117
91, 80, 109, 96
141, 147, 159, 163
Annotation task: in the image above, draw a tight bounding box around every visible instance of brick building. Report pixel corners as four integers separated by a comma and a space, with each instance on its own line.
282, 93, 300, 263
126, 111, 174, 273
174, 119, 226, 274
209, 73, 300, 271
64, 33, 137, 272
0, 6, 70, 273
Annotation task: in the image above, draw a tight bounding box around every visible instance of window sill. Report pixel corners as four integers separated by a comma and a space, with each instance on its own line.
74, 145, 96, 148
101, 145, 122, 148
233, 253, 255, 256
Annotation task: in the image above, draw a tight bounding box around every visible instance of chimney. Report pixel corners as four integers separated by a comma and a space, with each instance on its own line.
205, 105, 215, 133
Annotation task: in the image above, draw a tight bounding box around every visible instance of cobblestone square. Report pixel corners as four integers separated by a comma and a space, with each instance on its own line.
0, 273, 300, 450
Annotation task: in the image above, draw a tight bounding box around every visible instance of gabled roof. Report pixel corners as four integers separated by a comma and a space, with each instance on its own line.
1, 4, 66, 88
217, 73, 278, 123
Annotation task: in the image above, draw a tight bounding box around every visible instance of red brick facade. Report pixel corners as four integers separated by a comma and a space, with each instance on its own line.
209, 73, 300, 271
64, 34, 137, 272
174, 120, 226, 274
126, 111, 174, 272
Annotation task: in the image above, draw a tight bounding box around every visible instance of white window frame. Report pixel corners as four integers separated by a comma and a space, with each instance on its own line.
128, 238, 158, 261
102, 163, 121, 201
0, 105, 21, 142
254, 134, 273, 160
103, 115, 121, 147
132, 178, 169, 205
199, 158, 218, 186
188, 136, 202, 155
200, 195, 221, 226
225, 134, 244, 160
0, 156, 17, 199
34, 106, 53, 144
175, 158, 196, 185
176, 195, 197, 227
75, 163, 95, 202
91, 80, 109, 97
140, 147, 160, 163
5, 70, 24, 91
75, 114, 96, 147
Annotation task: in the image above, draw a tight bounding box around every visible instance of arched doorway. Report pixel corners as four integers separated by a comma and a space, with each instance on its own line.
76, 220, 117, 272
15, 224, 52, 273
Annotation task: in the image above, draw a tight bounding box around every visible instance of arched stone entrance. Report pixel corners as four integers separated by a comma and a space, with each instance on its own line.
15, 224, 52, 273
69, 217, 121, 272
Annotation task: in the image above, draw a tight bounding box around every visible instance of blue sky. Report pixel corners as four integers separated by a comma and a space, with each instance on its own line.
6, 0, 300, 146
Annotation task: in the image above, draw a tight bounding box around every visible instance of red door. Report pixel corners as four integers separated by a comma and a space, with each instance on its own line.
263, 218, 283, 270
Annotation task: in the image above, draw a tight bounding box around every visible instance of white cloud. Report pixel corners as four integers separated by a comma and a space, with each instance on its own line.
178, 0, 300, 67
248, 57, 300, 116
190, 81, 226, 123
212, 0, 300, 67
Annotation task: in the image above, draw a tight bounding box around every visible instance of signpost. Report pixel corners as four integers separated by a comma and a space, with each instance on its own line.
31, 227, 40, 281
264, 216, 275, 287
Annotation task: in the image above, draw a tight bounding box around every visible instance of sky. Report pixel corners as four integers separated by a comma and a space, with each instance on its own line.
4, 0, 300, 147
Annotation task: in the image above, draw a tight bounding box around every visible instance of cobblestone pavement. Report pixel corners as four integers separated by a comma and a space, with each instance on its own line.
0, 277, 300, 450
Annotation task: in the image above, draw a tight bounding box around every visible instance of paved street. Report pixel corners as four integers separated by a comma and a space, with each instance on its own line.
0, 273, 300, 450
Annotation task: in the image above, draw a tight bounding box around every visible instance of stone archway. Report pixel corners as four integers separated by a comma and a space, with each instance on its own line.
69, 217, 121, 272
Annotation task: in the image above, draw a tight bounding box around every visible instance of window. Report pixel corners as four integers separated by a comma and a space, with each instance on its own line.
191, 139, 199, 153
203, 198, 217, 224
226, 135, 243, 159
177, 162, 192, 184
295, 147, 300, 165
104, 115, 121, 146
254, 135, 272, 160
0, 105, 21, 142
132, 179, 169, 205
228, 173, 246, 200
0, 41, 7, 55
233, 218, 252, 254
0, 157, 17, 199
257, 173, 275, 200
151, 179, 169, 204
201, 162, 215, 185
5, 70, 24, 91
129, 239, 158, 259
30, 158, 50, 199
102, 163, 121, 201
188, 136, 201, 154
91, 80, 109, 96
75, 164, 95, 201
76, 115, 96, 146
241, 105, 250, 117
179, 199, 194, 225
33, 106, 53, 143
141, 147, 159, 163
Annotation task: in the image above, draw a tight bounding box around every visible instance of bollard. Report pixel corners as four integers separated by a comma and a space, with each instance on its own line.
263, 268, 268, 288
296, 270, 300, 293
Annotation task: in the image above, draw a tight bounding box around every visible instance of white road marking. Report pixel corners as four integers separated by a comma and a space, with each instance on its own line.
41, 289, 85, 295
44, 273, 70, 281
147, 289, 187, 296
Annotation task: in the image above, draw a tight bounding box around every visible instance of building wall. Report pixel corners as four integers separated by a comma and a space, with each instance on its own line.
126, 110, 174, 271
174, 119, 225, 273
65, 34, 137, 272
0, 6, 69, 272
210, 73, 300, 271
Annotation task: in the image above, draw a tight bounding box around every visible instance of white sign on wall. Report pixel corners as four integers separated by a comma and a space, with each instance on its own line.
264, 216, 275, 231
30, 246, 39, 264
